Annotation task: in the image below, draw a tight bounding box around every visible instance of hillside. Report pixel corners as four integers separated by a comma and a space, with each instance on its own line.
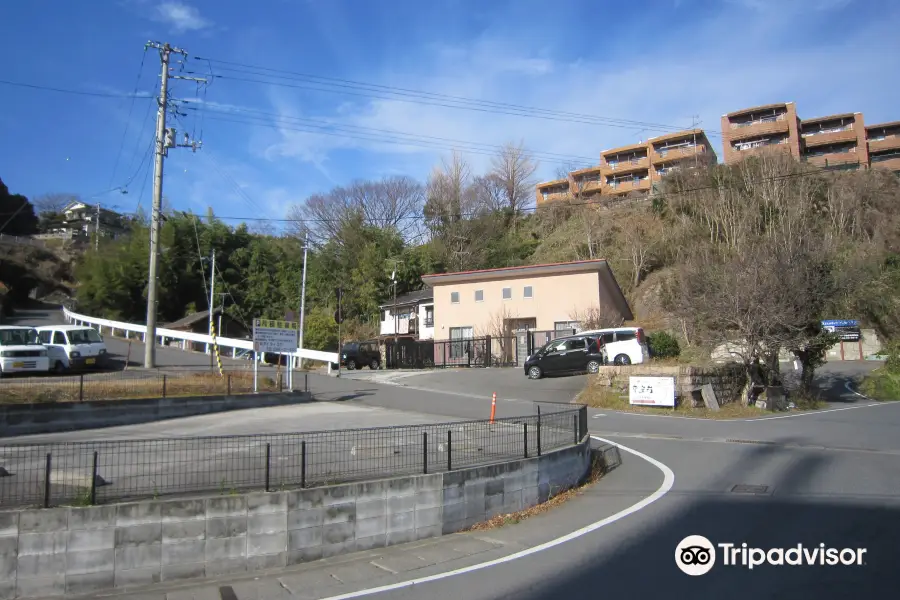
0, 239, 77, 318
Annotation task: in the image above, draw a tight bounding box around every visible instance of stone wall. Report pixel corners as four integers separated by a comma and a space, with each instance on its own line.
0, 392, 311, 438
594, 363, 747, 405
0, 439, 591, 599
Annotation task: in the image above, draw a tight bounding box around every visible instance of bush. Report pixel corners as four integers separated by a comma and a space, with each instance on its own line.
648, 331, 681, 359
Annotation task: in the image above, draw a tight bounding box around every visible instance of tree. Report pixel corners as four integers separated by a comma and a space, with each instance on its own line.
0, 178, 38, 236
32, 193, 76, 215
568, 304, 625, 330
489, 141, 538, 222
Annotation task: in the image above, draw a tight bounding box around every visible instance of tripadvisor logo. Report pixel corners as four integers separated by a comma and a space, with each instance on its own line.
675, 535, 867, 576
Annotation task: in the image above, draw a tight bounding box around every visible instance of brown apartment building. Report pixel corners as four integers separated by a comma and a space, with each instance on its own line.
535, 129, 717, 205
722, 102, 899, 174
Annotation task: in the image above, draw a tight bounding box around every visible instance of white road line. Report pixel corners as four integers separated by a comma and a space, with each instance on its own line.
844, 380, 870, 399
317, 436, 675, 600
740, 401, 891, 421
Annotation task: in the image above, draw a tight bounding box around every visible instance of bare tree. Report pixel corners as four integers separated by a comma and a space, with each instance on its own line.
33, 193, 78, 214
568, 304, 625, 330
490, 141, 538, 219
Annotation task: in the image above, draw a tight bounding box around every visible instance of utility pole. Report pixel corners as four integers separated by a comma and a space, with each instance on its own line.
143, 41, 206, 368
94, 203, 100, 251
208, 248, 216, 369
297, 231, 309, 364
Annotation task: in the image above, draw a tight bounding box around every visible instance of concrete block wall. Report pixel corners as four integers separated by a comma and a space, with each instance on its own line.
595, 364, 747, 405
0, 393, 311, 438
0, 440, 591, 599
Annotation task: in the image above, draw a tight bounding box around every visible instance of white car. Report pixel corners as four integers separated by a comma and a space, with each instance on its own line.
578, 326, 649, 365
36, 324, 110, 373
0, 326, 50, 376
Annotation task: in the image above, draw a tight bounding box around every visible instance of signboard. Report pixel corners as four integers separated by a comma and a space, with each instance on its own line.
629, 376, 676, 407
821, 319, 861, 341
252, 318, 299, 353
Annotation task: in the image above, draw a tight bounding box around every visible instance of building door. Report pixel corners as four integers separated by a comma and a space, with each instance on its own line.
510, 318, 537, 364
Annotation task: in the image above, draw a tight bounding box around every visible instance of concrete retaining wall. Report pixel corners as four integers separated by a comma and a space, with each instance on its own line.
0, 439, 591, 599
0, 393, 310, 438
595, 363, 747, 405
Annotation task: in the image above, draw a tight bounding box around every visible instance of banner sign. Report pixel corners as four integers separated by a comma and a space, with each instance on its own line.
253, 319, 299, 353
629, 376, 676, 407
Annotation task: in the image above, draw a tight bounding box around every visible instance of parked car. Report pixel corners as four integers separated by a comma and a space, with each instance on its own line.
0, 326, 50, 376
524, 334, 604, 380
579, 326, 649, 365
341, 341, 381, 370
36, 324, 110, 373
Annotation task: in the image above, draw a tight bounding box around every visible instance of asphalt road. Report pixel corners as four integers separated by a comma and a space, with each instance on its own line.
67, 360, 899, 600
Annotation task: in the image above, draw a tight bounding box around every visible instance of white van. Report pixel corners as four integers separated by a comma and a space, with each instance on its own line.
0, 326, 50, 376
36, 325, 110, 373
578, 326, 649, 365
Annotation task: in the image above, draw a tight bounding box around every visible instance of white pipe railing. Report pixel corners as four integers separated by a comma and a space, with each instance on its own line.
62, 308, 338, 364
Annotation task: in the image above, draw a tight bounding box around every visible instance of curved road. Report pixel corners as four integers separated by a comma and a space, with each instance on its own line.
8, 358, 897, 599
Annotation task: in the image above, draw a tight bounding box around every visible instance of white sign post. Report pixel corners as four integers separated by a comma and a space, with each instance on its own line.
253, 319, 299, 393
629, 376, 676, 407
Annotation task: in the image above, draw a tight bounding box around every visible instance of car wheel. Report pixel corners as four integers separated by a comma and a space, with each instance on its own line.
53, 360, 67, 374
370, 359, 380, 370
587, 360, 601, 374
347, 359, 357, 370
528, 366, 542, 380
614, 354, 631, 366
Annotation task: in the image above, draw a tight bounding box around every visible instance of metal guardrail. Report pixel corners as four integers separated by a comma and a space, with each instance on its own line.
0, 404, 588, 508
62, 307, 339, 365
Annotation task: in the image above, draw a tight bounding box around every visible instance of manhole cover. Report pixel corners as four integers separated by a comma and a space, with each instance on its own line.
731, 484, 769, 494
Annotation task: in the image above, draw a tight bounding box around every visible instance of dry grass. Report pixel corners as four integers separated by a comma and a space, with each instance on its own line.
465, 452, 606, 531
0, 371, 282, 404
579, 378, 791, 420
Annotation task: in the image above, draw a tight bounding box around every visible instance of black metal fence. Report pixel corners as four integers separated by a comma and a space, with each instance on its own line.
0, 404, 588, 508
384, 329, 585, 369
0, 368, 303, 403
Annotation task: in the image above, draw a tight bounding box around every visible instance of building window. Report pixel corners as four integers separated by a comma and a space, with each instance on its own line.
451, 291, 460, 304
554, 321, 581, 334
449, 326, 473, 359
424, 306, 434, 327
502, 287, 512, 300
524, 286, 533, 299
382, 310, 388, 322
475, 290, 484, 302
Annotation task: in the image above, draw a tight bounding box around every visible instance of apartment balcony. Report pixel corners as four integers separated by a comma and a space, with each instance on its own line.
804, 153, 861, 168
537, 191, 571, 204
605, 177, 651, 194
650, 144, 710, 165
868, 136, 900, 153
727, 117, 790, 141
870, 155, 900, 173
802, 127, 858, 148
601, 155, 650, 175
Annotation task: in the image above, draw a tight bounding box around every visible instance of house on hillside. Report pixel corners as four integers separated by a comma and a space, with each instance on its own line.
379, 289, 435, 368
58, 201, 128, 240
421, 259, 633, 364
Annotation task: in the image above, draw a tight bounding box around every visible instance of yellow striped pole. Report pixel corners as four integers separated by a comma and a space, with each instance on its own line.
210, 322, 224, 377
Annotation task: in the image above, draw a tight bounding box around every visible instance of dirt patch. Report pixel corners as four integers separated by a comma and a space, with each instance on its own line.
465, 451, 606, 532
0, 370, 281, 404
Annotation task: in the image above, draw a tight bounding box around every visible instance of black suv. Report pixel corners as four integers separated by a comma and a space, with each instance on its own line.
341, 341, 381, 370
524, 334, 603, 380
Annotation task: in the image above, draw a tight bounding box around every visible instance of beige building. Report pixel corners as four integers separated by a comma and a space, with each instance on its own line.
421, 260, 633, 343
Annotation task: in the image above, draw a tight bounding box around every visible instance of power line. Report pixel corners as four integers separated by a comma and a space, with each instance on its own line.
183, 103, 600, 166
194, 58, 716, 137
108, 49, 150, 188
121, 79, 160, 189
0, 79, 153, 99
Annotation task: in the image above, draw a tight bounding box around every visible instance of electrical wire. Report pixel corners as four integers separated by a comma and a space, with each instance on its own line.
108, 48, 150, 189
193, 58, 716, 137
0, 79, 154, 99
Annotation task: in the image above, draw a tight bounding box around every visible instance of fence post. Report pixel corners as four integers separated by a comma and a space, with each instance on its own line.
524, 423, 528, 459
423, 432, 428, 474
278, 373, 283, 393
580, 406, 587, 441
265, 443, 271, 492
573, 415, 578, 446
537, 406, 542, 457
44, 453, 52, 508
305, 373, 309, 393
484, 335, 491, 368
79, 374, 84, 403
162, 374, 167, 398
300, 440, 306, 488
90, 451, 99, 505
447, 430, 452, 471
227, 374, 231, 396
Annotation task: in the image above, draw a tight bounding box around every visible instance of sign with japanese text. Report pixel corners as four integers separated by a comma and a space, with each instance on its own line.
629, 376, 676, 407
253, 318, 299, 353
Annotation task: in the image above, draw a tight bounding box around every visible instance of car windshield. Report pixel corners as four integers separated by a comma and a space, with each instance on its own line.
68, 329, 103, 344
0, 328, 42, 346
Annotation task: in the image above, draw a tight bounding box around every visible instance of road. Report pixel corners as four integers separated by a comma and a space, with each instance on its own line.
5, 359, 897, 598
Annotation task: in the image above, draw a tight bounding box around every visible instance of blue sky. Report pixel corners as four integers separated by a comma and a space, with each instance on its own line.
2, 0, 898, 225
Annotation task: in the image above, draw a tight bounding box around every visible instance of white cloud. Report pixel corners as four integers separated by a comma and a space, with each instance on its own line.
152, 1, 212, 33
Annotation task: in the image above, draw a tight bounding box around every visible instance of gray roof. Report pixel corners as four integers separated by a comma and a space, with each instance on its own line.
379, 288, 434, 309
165, 307, 222, 329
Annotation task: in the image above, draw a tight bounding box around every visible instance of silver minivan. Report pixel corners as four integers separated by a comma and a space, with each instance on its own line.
577, 326, 649, 365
